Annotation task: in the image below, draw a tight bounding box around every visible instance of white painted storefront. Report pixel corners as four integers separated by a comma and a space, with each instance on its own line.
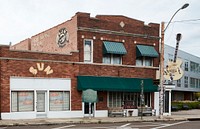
2, 77, 85, 119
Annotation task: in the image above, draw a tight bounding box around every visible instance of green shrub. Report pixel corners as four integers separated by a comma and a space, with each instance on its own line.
171, 101, 200, 111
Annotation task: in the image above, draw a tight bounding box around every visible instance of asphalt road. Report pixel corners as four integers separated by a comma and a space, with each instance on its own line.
2, 121, 200, 129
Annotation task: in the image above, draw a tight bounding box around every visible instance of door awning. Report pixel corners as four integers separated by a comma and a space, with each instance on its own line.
136, 45, 159, 58
77, 76, 158, 92
103, 41, 127, 55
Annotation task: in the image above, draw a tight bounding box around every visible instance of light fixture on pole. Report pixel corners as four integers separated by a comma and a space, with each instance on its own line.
159, 3, 189, 119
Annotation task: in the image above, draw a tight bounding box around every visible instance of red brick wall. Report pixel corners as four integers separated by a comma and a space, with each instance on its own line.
96, 92, 107, 110
0, 12, 160, 112
0, 46, 81, 112
79, 64, 156, 79
78, 32, 159, 67
11, 38, 31, 50
76, 12, 160, 67
11, 15, 78, 55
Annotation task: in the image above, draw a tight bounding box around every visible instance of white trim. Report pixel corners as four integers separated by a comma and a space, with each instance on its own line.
6, 77, 72, 119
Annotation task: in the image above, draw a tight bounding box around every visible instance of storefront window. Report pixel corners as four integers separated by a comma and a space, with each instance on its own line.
108, 92, 122, 107
11, 91, 34, 112
108, 92, 151, 108
49, 91, 70, 111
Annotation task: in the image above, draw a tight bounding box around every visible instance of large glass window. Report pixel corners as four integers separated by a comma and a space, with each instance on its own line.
84, 40, 93, 63
108, 92, 150, 108
11, 91, 34, 112
49, 91, 70, 111
103, 54, 122, 65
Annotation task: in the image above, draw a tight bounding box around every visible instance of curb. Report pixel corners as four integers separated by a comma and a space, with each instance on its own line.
0, 116, 198, 127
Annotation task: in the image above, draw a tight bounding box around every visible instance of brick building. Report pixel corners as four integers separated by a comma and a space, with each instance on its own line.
0, 12, 160, 119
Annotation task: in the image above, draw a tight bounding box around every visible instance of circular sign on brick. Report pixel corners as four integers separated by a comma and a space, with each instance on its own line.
82, 89, 97, 103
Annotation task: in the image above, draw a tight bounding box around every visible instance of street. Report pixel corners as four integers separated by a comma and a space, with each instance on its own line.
1, 120, 200, 129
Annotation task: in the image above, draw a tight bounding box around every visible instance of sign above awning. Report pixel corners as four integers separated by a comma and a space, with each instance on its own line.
136, 45, 159, 58
77, 76, 158, 92
103, 41, 127, 55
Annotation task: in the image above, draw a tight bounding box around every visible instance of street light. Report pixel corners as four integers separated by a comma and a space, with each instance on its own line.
164, 3, 189, 32
159, 3, 189, 118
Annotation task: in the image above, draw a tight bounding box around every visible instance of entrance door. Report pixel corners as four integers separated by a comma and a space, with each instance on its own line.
164, 91, 169, 113
84, 102, 95, 117
36, 91, 47, 118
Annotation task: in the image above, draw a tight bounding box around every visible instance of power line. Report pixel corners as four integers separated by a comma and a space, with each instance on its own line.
171, 18, 200, 23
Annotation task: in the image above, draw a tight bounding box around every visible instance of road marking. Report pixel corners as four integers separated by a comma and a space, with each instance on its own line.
120, 123, 131, 128
51, 125, 76, 129
131, 124, 160, 127
120, 123, 131, 127
116, 123, 133, 129
150, 121, 189, 129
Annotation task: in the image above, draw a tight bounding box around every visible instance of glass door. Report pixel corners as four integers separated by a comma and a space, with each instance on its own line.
84, 102, 95, 117
36, 91, 47, 118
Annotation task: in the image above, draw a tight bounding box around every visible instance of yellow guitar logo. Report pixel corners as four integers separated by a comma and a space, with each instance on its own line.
164, 58, 184, 81
164, 33, 184, 81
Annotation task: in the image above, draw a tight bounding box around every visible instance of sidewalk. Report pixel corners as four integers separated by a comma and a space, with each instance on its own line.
0, 109, 200, 127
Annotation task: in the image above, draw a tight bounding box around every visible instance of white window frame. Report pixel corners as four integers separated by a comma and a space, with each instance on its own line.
84, 39, 93, 63
11, 91, 34, 112
49, 91, 70, 111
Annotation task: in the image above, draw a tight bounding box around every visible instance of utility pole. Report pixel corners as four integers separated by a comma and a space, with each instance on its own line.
140, 80, 144, 120
159, 22, 165, 118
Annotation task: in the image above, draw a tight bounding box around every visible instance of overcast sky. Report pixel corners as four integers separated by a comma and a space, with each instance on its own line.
0, 0, 200, 57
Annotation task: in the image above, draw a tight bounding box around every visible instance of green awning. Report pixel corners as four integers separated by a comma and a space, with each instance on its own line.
77, 76, 158, 92
103, 41, 127, 55
136, 45, 159, 58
